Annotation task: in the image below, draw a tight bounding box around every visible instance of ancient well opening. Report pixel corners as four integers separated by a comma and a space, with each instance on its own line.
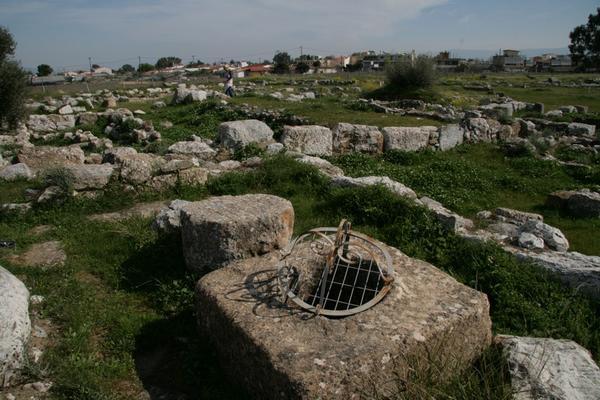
278, 220, 394, 317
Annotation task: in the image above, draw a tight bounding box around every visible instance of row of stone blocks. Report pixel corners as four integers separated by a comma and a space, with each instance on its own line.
279, 123, 465, 157
178, 194, 492, 398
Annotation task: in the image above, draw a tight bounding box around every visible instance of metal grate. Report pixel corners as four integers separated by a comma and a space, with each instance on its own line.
278, 220, 393, 317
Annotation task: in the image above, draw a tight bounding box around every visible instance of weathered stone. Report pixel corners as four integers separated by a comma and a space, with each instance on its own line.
17, 146, 85, 171
420, 197, 474, 232
0, 266, 31, 387
507, 247, 600, 300
76, 112, 98, 126
64, 164, 114, 190
160, 159, 195, 174
167, 141, 216, 160
568, 123, 596, 137
496, 335, 600, 400
486, 222, 519, 241
119, 153, 165, 185
518, 232, 545, 250
0, 163, 34, 181
181, 194, 294, 273
567, 190, 600, 218
546, 190, 575, 210
437, 124, 464, 151
495, 208, 543, 224
266, 143, 285, 154
102, 146, 137, 164
196, 241, 492, 399
58, 105, 73, 115
152, 200, 191, 234
27, 115, 56, 132
172, 87, 207, 104
466, 118, 493, 143
218, 120, 274, 151
331, 176, 417, 199
297, 155, 344, 177
332, 123, 383, 155
519, 220, 569, 252
218, 160, 241, 171
280, 125, 333, 156
382, 126, 435, 152
149, 174, 178, 191
103, 97, 118, 108
178, 167, 209, 186
47, 114, 76, 130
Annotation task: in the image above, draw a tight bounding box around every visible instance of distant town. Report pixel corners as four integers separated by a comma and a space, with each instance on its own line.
29, 49, 580, 86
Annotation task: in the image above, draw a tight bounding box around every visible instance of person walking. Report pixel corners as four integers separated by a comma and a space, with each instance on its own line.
224, 68, 235, 97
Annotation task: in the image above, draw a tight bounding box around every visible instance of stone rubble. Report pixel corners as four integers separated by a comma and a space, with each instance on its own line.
0, 266, 31, 387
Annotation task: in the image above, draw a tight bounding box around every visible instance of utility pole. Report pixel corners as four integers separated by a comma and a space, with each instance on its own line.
138, 56, 141, 71
300, 46, 303, 59
192, 55, 196, 64
88, 57, 92, 72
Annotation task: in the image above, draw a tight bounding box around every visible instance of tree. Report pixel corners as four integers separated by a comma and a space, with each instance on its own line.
118, 64, 135, 73
385, 55, 436, 91
273, 51, 291, 74
0, 26, 27, 129
295, 62, 310, 74
155, 56, 182, 70
0, 26, 16, 62
138, 63, 155, 73
313, 60, 321, 68
37, 64, 53, 76
92, 64, 100, 69
569, 8, 600, 70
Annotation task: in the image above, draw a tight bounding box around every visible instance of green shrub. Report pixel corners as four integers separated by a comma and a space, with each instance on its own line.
233, 143, 265, 161
43, 168, 75, 194
0, 27, 27, 130
385, 55, 437, 92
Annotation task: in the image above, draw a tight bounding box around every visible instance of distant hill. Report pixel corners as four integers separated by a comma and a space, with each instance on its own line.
448, 47, 570, 60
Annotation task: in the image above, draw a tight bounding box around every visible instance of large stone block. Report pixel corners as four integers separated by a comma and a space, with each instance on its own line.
17, 145, 85, 172
65, 164, 114, 190
332, 123, 383, 155
280, 125, 333, 156
181, 194, 294, 273
218, 120, 274, 151
0, 266, 31, 387
196, 241, 492, 399
437, 124, 464, 151
381, 126, 435, 152
496, 335, 600, 400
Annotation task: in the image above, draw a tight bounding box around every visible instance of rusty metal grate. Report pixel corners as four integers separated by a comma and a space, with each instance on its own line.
278, 220, 394, 317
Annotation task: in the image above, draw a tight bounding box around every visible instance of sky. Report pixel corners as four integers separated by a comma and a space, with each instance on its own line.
0, 0, 597, 71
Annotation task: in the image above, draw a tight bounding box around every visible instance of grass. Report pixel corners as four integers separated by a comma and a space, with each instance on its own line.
3, 71, 600, 399
332, 144, 600, 255
2, 156, 599, 399
228, 95, 443, 128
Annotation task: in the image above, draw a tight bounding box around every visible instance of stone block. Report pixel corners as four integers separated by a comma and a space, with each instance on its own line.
0, 266, 31, 387
218, 120, 274, 151
280, 125, 333, 156
381, 126, 435, 152
195, 242, 492, 399
332, 123, 383, 155
181, 194, 294, 273
496, 335, 600, 400
17, 145, 85, 172
437, 124, 464, 151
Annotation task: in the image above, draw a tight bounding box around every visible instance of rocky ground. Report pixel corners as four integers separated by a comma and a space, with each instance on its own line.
1, 75, 600, 399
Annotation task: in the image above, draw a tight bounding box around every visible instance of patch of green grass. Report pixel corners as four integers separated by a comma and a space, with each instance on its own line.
229, 96, 442, 128
1, 155, 600, 399
332, 144, 600, 255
